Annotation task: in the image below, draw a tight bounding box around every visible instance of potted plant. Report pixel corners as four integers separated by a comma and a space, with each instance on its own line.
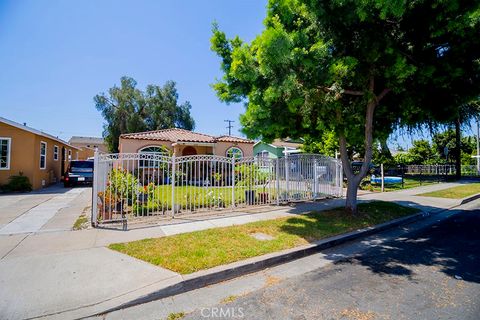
257, 170, 270, 204
97, 189, 123, 220
236, 164, 257, 205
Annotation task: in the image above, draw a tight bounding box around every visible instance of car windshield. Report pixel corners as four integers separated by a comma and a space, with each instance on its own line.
70, 161, 93, 172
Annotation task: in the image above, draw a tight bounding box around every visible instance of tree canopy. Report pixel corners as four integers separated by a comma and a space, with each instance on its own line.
95, 77, 195, 152
211, 0, 480, 212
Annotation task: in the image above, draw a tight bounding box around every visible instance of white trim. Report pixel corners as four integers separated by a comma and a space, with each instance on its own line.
138, 145, 170, 168
137, 145, 171, 154
40, 141, 47, 170
53, 145, 59, 161
68, 149, 72, 161
226, 146, 244, 158
172, 142, 215, 147
256, 150, 270, 158
0, 137, 11, 170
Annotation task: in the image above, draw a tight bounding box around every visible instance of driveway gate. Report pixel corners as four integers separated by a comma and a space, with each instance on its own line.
91, 152, 342, 229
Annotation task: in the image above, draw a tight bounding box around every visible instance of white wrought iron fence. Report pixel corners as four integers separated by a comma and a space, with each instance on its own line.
91, 152, 342, 229
406, 165, 456, 175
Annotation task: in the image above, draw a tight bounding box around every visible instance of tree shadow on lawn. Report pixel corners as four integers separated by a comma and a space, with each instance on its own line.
331, 209, 480, 284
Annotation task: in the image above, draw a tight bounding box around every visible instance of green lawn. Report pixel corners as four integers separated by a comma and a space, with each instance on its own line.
109, 201, 419, 274
416, 183, 480, 199
368, 177, 436, 192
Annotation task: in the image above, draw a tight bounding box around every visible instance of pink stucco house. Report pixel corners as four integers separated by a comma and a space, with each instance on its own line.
119, 128, 254, 158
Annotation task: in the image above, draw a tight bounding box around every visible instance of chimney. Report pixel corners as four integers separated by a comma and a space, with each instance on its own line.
23, 122, 27, 126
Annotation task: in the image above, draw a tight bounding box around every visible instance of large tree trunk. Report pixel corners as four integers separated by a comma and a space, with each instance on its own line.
337, 78, 390, 214
345, 176, 361, 212
455, 118, 461, 180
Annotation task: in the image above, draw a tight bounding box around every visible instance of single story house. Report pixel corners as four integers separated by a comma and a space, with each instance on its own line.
0, 117, 80, 190
253, 138, 303, 158
69, 136, 107, 160
119, 128, 254, 158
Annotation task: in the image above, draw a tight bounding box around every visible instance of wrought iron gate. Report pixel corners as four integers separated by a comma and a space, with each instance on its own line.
91, 152, 342, 229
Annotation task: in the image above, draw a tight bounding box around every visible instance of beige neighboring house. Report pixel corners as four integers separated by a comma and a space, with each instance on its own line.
68, 136, 107, 160
0, 117, 80, 190
119, 128, 254, 158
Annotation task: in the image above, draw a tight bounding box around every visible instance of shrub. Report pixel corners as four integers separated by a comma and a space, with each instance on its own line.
4, 173, 32, 192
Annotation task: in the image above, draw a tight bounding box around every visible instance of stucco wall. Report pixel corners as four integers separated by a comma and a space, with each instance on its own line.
70, 141, 108, 155
0, 122, 75, 189
0, 122, 36, 187
119, 138, 173, 154
119, 137, 253, 158
215, 141, 254, 157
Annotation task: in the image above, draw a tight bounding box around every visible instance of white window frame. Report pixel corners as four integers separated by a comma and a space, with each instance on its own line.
0, 137, 11, 170
226, 146, 244, 159
138, 145, 169, 168
53, 145, 59, 161
40, 141, 47, 170
68, 149, 72, 161
256, 151, 269, 159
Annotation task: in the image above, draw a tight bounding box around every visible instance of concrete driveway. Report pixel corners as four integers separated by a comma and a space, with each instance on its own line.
0, 185, 91, 235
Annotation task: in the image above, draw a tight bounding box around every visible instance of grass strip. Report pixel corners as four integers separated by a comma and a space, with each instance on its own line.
109, 201, 418, 274
416, 183, 480, 199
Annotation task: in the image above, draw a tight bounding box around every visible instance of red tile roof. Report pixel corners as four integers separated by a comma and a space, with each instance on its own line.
216, 135, 255, 144
120, 128, 254, 144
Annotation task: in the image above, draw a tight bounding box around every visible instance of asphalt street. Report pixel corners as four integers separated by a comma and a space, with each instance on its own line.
184, 208, 480, 320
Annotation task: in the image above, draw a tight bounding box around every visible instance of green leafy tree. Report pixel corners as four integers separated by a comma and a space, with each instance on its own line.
211, 0, 480, 212
95, 77, 195, 152
302, 131, 338, 157
406, 140, 436, 164
432, 129, 476, 165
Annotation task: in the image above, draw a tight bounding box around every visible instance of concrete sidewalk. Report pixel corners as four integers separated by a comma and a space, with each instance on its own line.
0, 181, 474, 319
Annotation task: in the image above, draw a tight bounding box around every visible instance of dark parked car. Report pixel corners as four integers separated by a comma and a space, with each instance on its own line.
64, 160, 94, 187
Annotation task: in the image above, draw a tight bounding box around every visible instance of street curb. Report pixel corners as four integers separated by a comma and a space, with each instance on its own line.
96, 210, 425, 316
460, 193, 480, 205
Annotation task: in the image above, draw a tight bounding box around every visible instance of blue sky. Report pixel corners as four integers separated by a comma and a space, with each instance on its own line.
0, 0, 266, 141
0, 0, 477, 149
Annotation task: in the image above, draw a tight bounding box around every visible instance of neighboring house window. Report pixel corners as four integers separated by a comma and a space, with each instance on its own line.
54, 145, 59, 161
256, 151, 269, 159
226, 147, 243, 159
68, 149, 72, 161
0, 137, 11, 170
40, 141, 47, 169
139, 146, 169, 168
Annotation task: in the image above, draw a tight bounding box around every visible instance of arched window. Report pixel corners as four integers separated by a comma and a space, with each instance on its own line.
139, 146, 169, 168
139, 146, 169, 154
226, 147, 243, 159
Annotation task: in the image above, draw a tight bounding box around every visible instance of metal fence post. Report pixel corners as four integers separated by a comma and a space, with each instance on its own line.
91, 149, 99, 227
334, 159, 340, 197
171, 155, 176, 217
285, 151, 289, 201
381, 163, 385, 192
313, 158, 318, 198
231, 156, 235, 209
275, 157, 280, 205
339, 160, 344, 197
